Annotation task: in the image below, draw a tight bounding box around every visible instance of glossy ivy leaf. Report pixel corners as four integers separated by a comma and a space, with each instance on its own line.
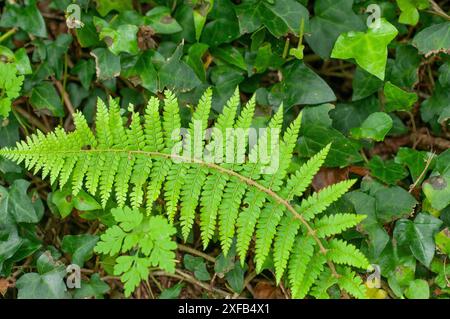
122, 51, 159, 93
73, 273, 110, 299
225, 261, 247, 293
30, 82, 65, 117
423, 171, 450, 211
16, 268, 70, 299
331, 96, 380, 134
1, 180, 44, 224
210, 46, 247, 71
386, 45, 421, 89
185, 43, 210, 82
396, 0, 429, 26
62, 234, 99, 267
0, 0, 47, 38
159, 43, 202, 92
404, 279, 429, 299
384, 82, 418, 112
306, 0, 365, 58
269, 61, 335, 109
412, 22, 450, 57
373, 186, 417, 223
297, 124, 362, 167
351, 112, 392, 142
395, 148, 434, 183
438, 61, 450, 87
210, 66, 244, 112
368, 156, 408, 185
435, 228, 450, 257
183, 255, 211, 281
90, 48, 121, 81
420, 84, 450, 125
95, 19, 139, 55
352, 67, 383, 101
395, 213, 442, 267
159, 283, 184, 299
16, 252, 70, 299
95, 0, 133, 16
145, 6, 182, 34
235, 0, 309, 37
201, 0, 240, 47
331, 19, 398, 80
71, 59, 96, 90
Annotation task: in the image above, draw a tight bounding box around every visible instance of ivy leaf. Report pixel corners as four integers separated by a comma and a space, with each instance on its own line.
0, 0, 47, 38
297, 124, 362, 167
351, 112, 393, 142
145, 6, 182, 34
373, 186, 417, 223
184, 255, 211, 281
73, 273, 110, 299
386, 45, 421, 88
72, 59, 96, 90
423, 172, 450, 211
396, 0, 429, 26
159, 283, 184, 299
306, 0, 365, 58
352, 67, 383, 101
395, 148, 433, 183
331, 19, 398, 80
8, 180, 43, 224
159, 43, 202, 92
90, 48, 121, 81
384, 82, 418, 112
404, 279, 430, 299
201, 0, 240, 47
62, 234, 99, 267
395, 213, 442, 267
16, 268, 70, 299
95, 0, 133, 16
30, 82, 65, 118
235, 0, 309, 37
269, 61, 336, 109
368, 155, 408, 185
210, 46, 246, 71
97, 22, 139, 55
412, 22, 450, 57
122, 51, 159, 93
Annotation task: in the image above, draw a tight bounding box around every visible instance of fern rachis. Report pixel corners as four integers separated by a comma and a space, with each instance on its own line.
0, 89, 370, 298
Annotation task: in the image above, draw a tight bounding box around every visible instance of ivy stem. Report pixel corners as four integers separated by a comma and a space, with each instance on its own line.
0, 28, 17, 43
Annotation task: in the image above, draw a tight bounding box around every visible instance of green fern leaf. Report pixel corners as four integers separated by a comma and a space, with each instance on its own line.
327, 239, 370, 270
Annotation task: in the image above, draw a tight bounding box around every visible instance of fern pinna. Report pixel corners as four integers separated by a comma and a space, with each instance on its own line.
0, 89, 370, 298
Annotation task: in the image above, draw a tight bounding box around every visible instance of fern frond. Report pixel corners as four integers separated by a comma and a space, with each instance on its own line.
0, 89, 370, 299
315, 214, 366, 238
300, 179, 357, 221
336, 266, 367, 299
327, 239, 370, 270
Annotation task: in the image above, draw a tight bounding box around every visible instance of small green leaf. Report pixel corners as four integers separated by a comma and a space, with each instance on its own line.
90, 48, 121, 81
95, 0, 133, 16
30, 82, 65, 117
145, 6, 182, 34
331, 19, 398, 80
351, 112, 393, 142
404, 279, 429, 299
384, 82, 418, 112
62, 234, 99, 267
412, 22, 450, 56
423, 172, 450, 211
184, 254, 211, 281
